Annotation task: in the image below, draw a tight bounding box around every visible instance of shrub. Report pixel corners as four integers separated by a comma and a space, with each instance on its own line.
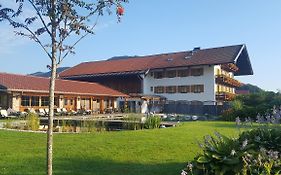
26, 112, 39, 131
3, 120, 12, 129
81, 120, 96, 132
183, 127, 281, 175
123, 114, 142, 130
144, 115, 161, 129
221, 92, 281, 121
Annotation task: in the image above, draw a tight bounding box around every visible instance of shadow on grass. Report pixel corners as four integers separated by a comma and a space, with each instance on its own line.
53, 157, 184, 175
0, 157, 185, 175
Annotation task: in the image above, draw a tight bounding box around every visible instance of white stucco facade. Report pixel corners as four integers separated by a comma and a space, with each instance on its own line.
143, 65, 216, 104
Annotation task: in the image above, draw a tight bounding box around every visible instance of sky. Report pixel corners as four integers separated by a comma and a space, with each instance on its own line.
0, 1, 281, 91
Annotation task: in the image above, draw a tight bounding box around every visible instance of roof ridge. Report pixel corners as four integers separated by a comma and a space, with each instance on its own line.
79, 44, 244, 64
0, 72, 51, 80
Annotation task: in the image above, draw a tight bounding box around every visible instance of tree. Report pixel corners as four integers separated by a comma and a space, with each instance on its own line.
0, 0, 128, 174
237, 83, 264, 94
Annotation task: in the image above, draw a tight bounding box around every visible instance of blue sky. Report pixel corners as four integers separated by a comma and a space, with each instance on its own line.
0, 1, 280, 91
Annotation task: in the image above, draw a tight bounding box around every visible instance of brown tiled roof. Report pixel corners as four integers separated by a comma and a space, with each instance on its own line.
0, 72, 128, 97
60, 44, 251, 77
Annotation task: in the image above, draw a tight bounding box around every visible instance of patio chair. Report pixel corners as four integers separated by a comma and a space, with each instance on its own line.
85, 109, 92, 115
55, 108, 63, 116
62, 108, 69, 116
20, 111, 28, 118
44, 108, 49, 115
38, 108, 47, 117
0, 109, 8, 118
77, 109, 86, 116
7, 108, 21, 117
70, 109, 78, 116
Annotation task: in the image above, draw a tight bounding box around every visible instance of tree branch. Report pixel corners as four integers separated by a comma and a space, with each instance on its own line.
57, 16, 99, 66
27, 0, 52, 37
56, 3, 102, 51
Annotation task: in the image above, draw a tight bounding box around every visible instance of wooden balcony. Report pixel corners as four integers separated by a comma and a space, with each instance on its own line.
216, 74, 242, 87
221, 63, 239, 72
216, 92, 236, 101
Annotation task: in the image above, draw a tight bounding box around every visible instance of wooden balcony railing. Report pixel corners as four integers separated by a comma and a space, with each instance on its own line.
216, 92, 236, 101
221, 63, 239, 72
216, 74, 242, 87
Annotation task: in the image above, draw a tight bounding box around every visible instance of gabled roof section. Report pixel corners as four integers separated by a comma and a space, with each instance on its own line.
0, 72, 128, 97
59, 44, 253, 78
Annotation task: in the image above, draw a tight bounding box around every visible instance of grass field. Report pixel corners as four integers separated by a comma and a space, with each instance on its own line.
0, 121, 242, 175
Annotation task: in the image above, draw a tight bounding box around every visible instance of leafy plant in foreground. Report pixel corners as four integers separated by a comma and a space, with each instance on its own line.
182, 127, 281, 175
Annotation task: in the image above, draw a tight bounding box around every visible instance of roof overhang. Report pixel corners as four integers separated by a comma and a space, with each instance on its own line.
234, 45, 253, 76
61, 70, 145, 79
2, 88, 128, 98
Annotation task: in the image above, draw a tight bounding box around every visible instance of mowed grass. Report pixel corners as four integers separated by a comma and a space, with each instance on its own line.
0, 121, 241, 175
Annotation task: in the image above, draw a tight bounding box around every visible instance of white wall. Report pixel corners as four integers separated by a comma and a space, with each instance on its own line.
143, 65, 216, 103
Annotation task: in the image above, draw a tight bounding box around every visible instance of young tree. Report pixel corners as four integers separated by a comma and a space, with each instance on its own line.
0, 1, 127, 174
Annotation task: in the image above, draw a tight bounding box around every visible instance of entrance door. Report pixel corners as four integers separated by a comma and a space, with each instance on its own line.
64, 97, 75, 111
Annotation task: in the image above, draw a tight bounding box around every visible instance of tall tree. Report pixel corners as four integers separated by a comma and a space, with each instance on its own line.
0, 0, 127, 174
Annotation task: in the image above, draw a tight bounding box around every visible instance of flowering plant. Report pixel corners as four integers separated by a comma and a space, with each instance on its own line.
182, 127, 281, 175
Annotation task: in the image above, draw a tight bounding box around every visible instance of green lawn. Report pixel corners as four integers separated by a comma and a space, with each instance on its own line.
0, 121, 242, 175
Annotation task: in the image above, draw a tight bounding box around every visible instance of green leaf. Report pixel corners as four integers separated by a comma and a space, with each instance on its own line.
222, 158, 240, 165
196, 156, 211, 163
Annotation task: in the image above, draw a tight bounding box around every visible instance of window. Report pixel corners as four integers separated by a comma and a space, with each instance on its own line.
178, 85, 190, 93
70, 99, 74, 105
31, 96, 39, 106
21, 96, 30, 106
154, 71, 164, 79
191, 84, 204, 93
177, 69, 189, 77
154, 86, 165, 94
166, 70, 177, 78
41, 96, 49, 106
150, 86, 154, 92
64, 99, 68, 105
190, 68, 204, 76
81, 98, 90, 109
166, 86, 177, 93
54, 97, 59, 107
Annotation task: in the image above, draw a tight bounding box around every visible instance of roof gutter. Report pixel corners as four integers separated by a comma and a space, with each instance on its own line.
6, 88, 128, 97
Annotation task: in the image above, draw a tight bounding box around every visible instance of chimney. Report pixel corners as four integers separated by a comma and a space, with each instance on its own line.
193, 47, 201, 52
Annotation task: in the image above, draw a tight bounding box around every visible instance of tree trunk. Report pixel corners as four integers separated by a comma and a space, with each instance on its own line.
47, 58, 56, 175
47, 0, 57, 175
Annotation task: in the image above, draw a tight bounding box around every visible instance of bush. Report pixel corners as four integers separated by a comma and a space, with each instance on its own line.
221, 92, 281, 121
144, 116, 161, 129
123, 114, 143, 130
183, 127, 281, 175
26, 112, 39, 131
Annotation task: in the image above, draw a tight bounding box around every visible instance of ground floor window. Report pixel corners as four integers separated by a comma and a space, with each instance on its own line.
41, 96, 50, 107
31, 96, 39, 106
21, 96, 30, 106
81, 98, 90, 110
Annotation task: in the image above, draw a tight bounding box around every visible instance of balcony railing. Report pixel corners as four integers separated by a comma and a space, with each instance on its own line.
216, 74, 242, 87
216, 92, 236, 101
221, 63, 239, 72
